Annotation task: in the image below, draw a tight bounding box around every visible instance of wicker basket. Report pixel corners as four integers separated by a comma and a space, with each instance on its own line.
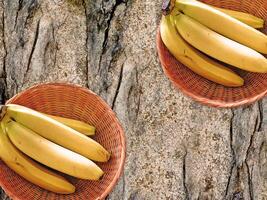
0, 83, 126, 200
157, 0, 267, 108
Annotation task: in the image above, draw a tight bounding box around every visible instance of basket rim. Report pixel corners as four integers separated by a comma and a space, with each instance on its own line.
1, 82, 126, 200
156, 28, 267, 108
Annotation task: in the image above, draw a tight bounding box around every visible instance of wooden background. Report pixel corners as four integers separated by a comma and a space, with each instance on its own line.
1, 0, 267, 199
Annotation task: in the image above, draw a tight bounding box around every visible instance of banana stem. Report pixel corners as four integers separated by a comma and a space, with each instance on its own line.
162, 0, 175, 15
0, 105, 7, 121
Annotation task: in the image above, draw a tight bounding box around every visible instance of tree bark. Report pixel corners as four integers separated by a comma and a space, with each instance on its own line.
0, 0, 267, 199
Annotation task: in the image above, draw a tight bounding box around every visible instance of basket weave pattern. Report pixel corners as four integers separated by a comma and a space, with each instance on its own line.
157, 0, 267, 108
0, 83, 126, 200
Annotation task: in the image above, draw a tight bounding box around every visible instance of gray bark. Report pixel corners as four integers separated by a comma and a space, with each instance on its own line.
0, 0, 267, 199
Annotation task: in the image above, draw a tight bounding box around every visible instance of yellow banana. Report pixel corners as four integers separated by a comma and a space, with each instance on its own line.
160, 14, 244, 87
0, 116, 75, 194
175, 0, 267, 54
5, 119, 104, 180
174, 0, 265, 29
174, 14, 267, 73
214, 7, 264, 29
7, 104, 95, 136
4, 104, 110, 162
43, 114, 95, 136
6, 104, 95, 136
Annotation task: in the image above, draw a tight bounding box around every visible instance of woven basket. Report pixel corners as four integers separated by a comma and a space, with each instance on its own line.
0, 83, 126, 200
157, 0, 267, 108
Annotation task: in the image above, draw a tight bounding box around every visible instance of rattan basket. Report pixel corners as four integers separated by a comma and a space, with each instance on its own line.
0, 83, 126, 200
157, 0, 267, 108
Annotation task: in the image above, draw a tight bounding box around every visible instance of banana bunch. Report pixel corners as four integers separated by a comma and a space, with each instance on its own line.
0, 104, 111, 194
161, 0, 267, 87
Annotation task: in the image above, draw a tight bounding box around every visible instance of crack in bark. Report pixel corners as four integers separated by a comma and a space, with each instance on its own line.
14, 0, 23, 31
2, 8, 6, 77
136, 89, 141, 119
225, 110, 236, 197
112, 63, 124, 109
134, 66, 141, 119
226, 104, 262, 200
245, 161, 254, 200
82, 0, 89, 87
102, 0, 125, 50
242, 104, 262, 200
2, 2, 7, 103
225, 163, 235, 198
244, 115, 258, 164
259, 140, 265, 159
97, 53, 103, 74
122, 173, 126, 199
182, 150, 189, 200
97, 0, 126, 74
243, 104, 262, 200
24, 0, 39, 34
258, 101, 263, 132
25, 18, 40, 75
51, 23, 57, 70
230, 110, 236, 160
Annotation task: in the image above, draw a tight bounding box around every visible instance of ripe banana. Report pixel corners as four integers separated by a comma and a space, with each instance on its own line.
5, 119, 104, 180
175, 0, 267, 54
0, 116, 75, 194
174, 14, 267, 73
214, 7, 264, 29
43, 113, 95, 136
160, 14, 244, 86
4, 104, 110, 162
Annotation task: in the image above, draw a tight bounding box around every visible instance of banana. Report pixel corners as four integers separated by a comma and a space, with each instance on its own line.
160, 13, 244, 87
4, 119, 104, 180
44, 114, 95, 136
174, 14, 267, 73
7, 104, 95, 136
175, 0, 267, 54
0, 116, 75, 194
214, 7, 264, 29
4, 104, 110, 162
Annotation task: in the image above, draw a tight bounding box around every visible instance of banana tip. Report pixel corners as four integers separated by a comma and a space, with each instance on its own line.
104, 152, 111, 162
99, 172, 105, 181
162, 0, 175, 15
0, 105, 7, 121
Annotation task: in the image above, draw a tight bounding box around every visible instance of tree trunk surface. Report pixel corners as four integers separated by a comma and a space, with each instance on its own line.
0, 0, 266, 199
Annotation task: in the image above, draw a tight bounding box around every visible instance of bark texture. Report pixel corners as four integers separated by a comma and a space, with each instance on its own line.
0, 0, 267, 199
